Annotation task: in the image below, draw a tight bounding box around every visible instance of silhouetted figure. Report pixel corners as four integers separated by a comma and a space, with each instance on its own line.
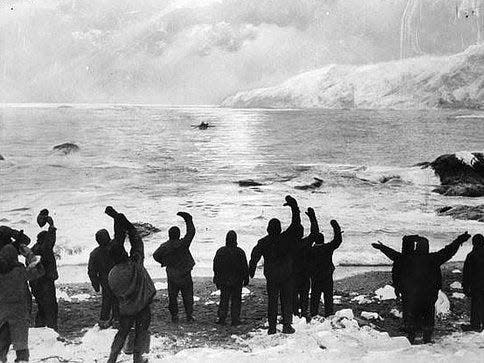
293, 207, 320, 321
106, 207, 155, 363
249, 195, 303, 335
0, 244, 43, 363
463, 234, 484, 332
372, 236, 418, 296
30, 210, 59, 331
397, 233, 469, 344
88, 229, 119, 329
213, 230, 249, 326
309, 216, 342, 318
0, 226, 30, 250
153, 212, 196, 323
372, 236, 417, 331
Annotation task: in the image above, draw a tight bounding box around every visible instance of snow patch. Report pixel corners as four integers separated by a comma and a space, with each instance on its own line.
436, 290, 451, 317
155, 282, 168, 290
374, 285, 396, 301
452, 292, 466, 299
450, 281, 463, 290
361, 312, 382, 321
452, 269, 462, 274
351, 295, 373, 304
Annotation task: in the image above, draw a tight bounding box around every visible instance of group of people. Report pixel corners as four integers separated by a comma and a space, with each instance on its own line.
0, 195, 482, 362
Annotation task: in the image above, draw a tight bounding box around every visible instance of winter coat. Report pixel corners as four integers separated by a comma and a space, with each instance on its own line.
108, 230, 155, 316
463, 243, 484, 295
0, 245, 42, 329
400, 238, 462, 302
213, 240, 249, 287
249, 206, 303, 282
88, 244, 115, 291
153, 219, 196, 281
31, 225, 58, 281
309, 235, 342, 282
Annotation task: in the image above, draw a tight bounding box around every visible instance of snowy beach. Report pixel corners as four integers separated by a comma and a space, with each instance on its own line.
8, 263, 484, 362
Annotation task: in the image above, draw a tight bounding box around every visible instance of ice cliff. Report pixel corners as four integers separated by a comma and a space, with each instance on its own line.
222, 44, 484, 109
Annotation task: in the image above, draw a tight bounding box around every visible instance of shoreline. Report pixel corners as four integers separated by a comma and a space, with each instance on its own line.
52, 262, 468, 345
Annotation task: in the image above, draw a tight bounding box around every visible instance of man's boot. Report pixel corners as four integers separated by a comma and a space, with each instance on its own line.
133, 352, 148, 363
282, 324, 295, 334
267, 326, 277, 335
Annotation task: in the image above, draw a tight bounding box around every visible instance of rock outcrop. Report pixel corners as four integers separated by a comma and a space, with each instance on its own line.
53, 143, 80, 154
436, 205, 484, 222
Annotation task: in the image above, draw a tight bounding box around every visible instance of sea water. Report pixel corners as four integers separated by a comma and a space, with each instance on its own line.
0, 104, 482, 282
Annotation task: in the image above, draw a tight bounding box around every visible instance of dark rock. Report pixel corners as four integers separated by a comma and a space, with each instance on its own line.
237, 179, 264, 187
379, 175, 401, 184
0, 154, 4, 161
294, 177, 323, 190
53, 143, 80, 154
436, 205, 484, 222
133, 222, 161, 238
433, 184, 484, 197
421, 152, 484, 197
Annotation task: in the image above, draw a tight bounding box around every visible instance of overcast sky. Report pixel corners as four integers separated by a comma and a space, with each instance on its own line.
0, 0, 480, 104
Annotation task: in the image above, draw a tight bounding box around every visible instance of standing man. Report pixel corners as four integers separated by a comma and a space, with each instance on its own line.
399, 233, 470, 344
463, 234, 484, 332
153, 212, 196, 323
249, 195, 303, 335
30, 209, 59, 330
106, 207, 155, 363
88, 229, 119, 329
308, 216, 342, 318
213, 230, 249, 326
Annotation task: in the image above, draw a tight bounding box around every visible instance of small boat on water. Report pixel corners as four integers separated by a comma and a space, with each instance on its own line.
191, 122, 215, 130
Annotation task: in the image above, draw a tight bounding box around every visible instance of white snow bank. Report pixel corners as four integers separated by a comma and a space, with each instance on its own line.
450, 282, 463, 290
452, 269, 462, 274
18, 314, 484, 362
211, 290, 221, 296
374, 285, 396, 301
242, 287, 251, 296
436, 291, 451, 317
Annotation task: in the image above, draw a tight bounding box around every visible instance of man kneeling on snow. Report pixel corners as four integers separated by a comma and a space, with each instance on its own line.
105, 207, 156, 363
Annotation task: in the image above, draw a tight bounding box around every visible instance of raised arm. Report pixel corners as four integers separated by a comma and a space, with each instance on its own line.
327, 220, 343, 251
433, 232, 470, 266
248, 242, 263, 278
281, 195, 303, 241
178, 212, 195, 248
371, 242, 401, 261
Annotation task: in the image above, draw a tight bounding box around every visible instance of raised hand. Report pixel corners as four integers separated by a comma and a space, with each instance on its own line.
283, 195, 297, 207
371, 241, 384, 250
330, 219, 341, 231
306, 207, 315, 217
456, 231, 471, 244
37, 209, 49, 227
105, 206, 118, 218
177, 211, 192, 220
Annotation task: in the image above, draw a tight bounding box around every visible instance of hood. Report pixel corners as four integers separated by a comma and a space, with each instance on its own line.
415, 237, 429, 255
472, 234, 484, 251
267, 219, 281, 237
225, 230, 237, 247
401, 236, 416, 254
96, 229, 111, 246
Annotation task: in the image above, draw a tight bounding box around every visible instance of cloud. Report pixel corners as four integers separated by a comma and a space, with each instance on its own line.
0, 0, 480, 103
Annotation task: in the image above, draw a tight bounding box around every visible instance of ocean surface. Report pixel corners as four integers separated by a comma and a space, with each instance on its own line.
1, 104, 483, 282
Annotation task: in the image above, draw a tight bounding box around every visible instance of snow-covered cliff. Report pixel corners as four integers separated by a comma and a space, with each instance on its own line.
222, 45, 484, 109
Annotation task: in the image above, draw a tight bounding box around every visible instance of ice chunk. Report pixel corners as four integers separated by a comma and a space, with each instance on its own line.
452, 269, 462, 274
242, 287, 251, 296
335, 309, 354, 320
374, 285, 396, 300
390, 308, 403, 318
211, 290, 221, 296
204, 300, 216, 305
154, 282, 168, 290
452, 292, 466, 299
351, 295, 372, 304
361, 311, 382, 321
450, 281, 463, 290
194, 296, 200, 302
436, 290, 450, 317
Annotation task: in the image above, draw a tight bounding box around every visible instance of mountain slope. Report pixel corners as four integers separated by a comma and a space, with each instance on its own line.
222, 44, 484, 109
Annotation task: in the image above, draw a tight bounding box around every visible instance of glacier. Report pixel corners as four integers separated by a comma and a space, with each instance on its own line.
221, 44, 484, 110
